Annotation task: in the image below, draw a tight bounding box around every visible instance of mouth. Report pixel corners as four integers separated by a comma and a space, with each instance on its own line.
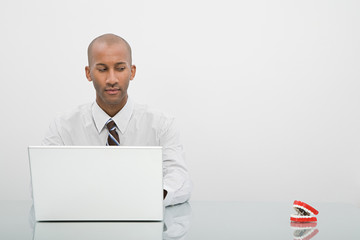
105, 88, 120, 95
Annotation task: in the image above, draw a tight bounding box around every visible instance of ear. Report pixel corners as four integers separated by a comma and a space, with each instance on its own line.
85, 66, 92, 82
130, 65, 136, 80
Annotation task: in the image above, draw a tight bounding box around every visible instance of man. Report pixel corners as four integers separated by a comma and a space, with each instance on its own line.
42, 33, 192, 206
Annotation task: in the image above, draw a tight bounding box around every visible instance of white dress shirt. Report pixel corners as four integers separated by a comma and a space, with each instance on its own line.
42, 97, 192, 206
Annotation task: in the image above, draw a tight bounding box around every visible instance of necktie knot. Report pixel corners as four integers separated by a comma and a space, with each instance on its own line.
106, 119, 120, 146
106, 119, 117, 131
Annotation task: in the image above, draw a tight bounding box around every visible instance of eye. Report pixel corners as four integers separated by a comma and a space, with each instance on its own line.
97, 68, 107, 72
116, 67, 126, 71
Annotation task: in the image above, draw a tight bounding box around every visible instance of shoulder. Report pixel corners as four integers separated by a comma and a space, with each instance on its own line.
133, 102, 174, 123
43, 103, 94, 145
131, 102, 176, 134
53, 102, 93, 126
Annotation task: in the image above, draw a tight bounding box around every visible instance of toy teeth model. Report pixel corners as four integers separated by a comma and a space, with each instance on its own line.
290, 200, 319, 222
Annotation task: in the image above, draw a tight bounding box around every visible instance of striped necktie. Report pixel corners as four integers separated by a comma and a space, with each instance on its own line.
106, 119, 120, 146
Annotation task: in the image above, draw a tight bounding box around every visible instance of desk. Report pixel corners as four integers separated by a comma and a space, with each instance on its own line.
0, 200, 359, 239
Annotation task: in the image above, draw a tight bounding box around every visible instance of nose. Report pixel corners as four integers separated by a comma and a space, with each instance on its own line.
106, 69, 118, 86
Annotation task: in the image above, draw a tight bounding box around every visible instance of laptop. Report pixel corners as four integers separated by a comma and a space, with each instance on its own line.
28, 146, 163, 221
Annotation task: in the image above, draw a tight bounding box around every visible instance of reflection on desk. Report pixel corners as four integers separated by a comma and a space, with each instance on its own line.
34, 222, 163, 240
1, 200, 360, 239
31, 202, 191, 240
291, 222, 319, 240
163, 202, 192, 240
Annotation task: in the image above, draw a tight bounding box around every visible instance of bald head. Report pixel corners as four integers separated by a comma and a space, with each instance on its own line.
87, 33, 132, 66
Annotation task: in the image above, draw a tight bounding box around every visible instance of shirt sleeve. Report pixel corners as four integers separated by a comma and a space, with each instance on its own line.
160, 117, 192, 207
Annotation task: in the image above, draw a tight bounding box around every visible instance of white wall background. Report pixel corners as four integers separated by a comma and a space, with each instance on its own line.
1, 0, 359, 205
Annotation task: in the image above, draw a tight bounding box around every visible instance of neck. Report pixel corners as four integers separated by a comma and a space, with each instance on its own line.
97, 96, 128, 117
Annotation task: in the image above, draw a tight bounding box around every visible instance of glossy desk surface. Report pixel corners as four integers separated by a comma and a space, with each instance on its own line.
1, 200, 359, 239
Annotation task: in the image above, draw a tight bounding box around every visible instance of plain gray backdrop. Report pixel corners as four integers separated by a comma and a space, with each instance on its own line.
1, 0, 359, 205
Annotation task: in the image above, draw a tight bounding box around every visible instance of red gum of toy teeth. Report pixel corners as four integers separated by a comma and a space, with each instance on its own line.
290, 215, 318, 222
293, 200, 319, 215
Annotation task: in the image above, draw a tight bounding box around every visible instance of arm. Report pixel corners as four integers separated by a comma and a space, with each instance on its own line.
160, 118, 192, 206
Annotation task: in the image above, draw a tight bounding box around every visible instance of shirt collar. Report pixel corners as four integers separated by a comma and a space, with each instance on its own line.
92, 97, 134, 134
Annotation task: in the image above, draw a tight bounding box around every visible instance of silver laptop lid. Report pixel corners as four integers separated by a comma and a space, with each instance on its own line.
28, 146, 163, 221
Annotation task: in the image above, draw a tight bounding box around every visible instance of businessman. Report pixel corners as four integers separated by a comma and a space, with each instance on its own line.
42, 33, 192, 206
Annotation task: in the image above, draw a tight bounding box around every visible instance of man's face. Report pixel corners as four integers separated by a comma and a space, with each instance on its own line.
85, 41, 136, 112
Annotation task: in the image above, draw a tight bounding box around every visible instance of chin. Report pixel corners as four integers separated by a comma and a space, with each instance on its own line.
106, 101, 123, 107
99, 94, 127, 108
